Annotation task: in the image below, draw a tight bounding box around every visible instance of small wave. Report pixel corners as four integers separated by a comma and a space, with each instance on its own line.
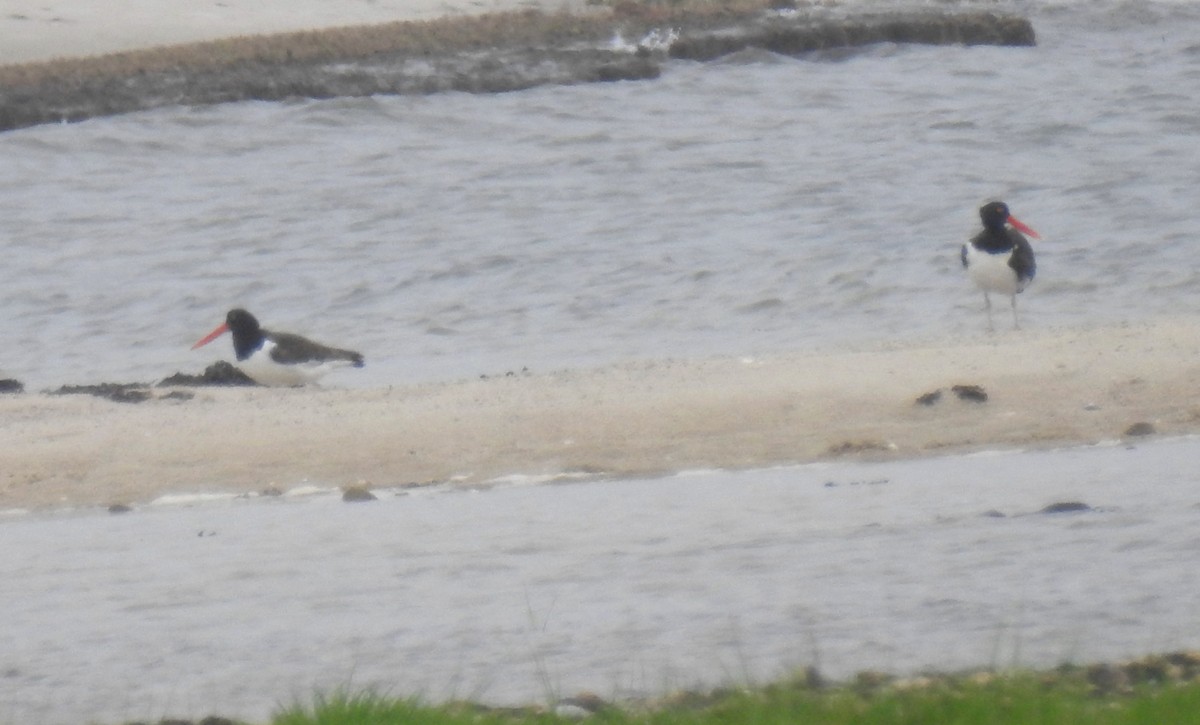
284, 95, 396, 127
736, 298, 786, 315
609, 27, 679, 54
927, 120, 977, 131
710, 48, 792, 66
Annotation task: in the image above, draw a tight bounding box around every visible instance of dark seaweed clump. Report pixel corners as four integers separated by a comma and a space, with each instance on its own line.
50, 382, 158, 404
159, 361, 258, 387
47, 362, 256, 403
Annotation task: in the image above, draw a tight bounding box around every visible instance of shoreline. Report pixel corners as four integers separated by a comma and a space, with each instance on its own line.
69, 651, 1200, 725
4, 320, 1199, 512
0, 1, 1035, 133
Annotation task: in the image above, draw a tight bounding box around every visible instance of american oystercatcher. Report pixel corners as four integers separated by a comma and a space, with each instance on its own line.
191, 308, 364, 386
961, 201, 1041, 330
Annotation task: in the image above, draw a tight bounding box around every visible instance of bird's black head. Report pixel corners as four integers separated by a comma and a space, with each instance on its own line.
224, 308, 267, 359
979, 201, 1011, 231
225, 308, 262, 337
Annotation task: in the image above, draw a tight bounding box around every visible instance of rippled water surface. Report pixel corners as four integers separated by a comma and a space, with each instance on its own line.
3, 1, 1200, 389
3, 437, 1200, 724
4, 1, 1200, 722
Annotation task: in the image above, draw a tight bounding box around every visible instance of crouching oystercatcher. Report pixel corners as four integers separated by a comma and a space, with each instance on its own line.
192, 308, 364, 386
961, 201, 1041, 331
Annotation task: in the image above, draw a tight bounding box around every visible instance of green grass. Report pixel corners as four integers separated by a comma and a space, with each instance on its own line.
270, 688, 570, 725
267, 663, 1200, 725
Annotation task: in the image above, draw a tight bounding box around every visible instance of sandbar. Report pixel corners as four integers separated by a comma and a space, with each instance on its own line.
3, 321, 1198, 511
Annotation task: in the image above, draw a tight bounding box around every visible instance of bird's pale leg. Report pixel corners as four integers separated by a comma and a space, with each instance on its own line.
983, 292, 995, 332
1011, 295, 1020, 330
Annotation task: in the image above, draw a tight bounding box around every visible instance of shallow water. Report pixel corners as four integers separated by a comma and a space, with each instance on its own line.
2, 437, 1199, 723
2, 1, 1200, 389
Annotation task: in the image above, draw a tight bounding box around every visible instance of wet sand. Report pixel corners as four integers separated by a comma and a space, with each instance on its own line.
4, 321, 1199, 511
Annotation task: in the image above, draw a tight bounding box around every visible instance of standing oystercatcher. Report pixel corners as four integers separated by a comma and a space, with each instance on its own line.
191, 308, 364, 386
961, 201, 1041, 330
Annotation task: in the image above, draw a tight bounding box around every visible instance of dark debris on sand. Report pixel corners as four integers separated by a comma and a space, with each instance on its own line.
950, 384, 988, 403
342, 484, 379, 502
48, 362, 257, 402
1123, 420, 1157, 437
916, 385, 989, 405
159, 361, 258, 387
50, 383, 158, 404
0, 378, 24, 393
0, 5, 1035, 132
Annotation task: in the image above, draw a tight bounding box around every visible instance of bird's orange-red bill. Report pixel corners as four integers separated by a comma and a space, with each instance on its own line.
1007, 215, 1041, 240
191, 322, 230, 350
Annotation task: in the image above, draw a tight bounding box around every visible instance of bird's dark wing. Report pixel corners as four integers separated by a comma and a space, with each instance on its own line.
265, 331, 365, 367
1007, 232, 1036, 285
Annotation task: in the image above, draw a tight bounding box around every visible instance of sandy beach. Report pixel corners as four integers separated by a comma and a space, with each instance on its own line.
4, 320, 1199, 511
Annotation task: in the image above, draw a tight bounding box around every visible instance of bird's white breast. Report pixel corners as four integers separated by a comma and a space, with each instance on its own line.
237, 339, 342, 387
965, 246, 1022, 295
